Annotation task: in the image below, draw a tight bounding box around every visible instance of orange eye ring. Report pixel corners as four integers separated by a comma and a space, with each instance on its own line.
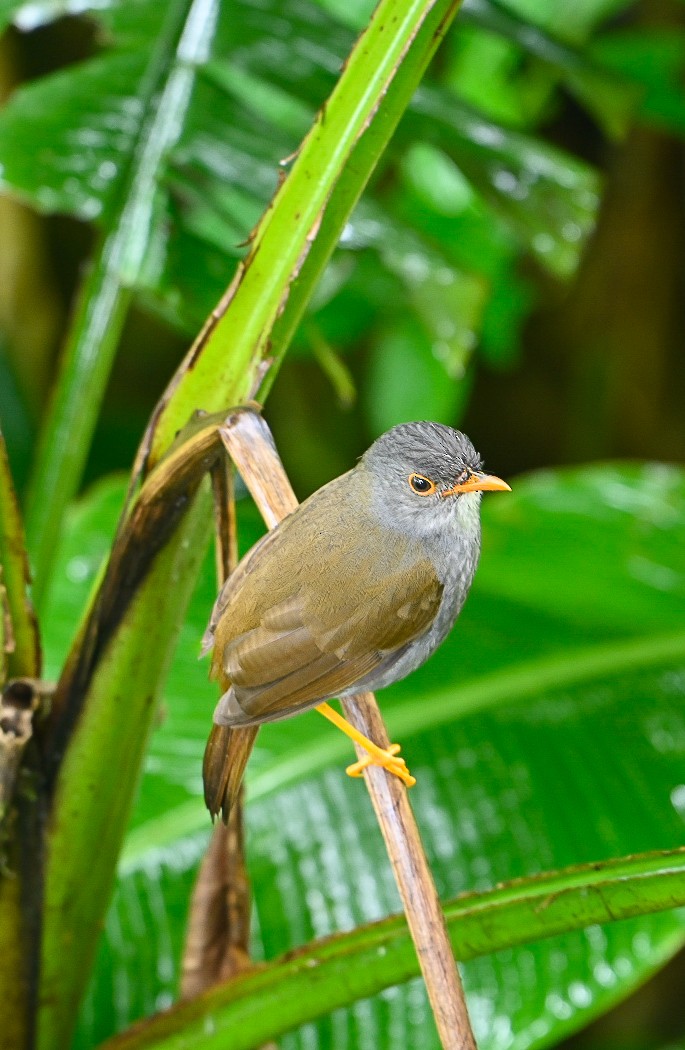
408, 473, 437, 496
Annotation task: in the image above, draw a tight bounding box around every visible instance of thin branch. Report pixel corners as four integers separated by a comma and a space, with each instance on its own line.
219, 406, 477, 1050
181, 463, 254, 998
180, 803, 252, 998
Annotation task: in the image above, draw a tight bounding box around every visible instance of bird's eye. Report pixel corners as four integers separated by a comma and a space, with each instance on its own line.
408, 473, 436, 496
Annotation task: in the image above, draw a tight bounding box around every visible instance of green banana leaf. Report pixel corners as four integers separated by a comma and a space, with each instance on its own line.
39, 461, 685, 1048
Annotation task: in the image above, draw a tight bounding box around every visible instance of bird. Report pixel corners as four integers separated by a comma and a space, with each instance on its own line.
202, 421, 510, 821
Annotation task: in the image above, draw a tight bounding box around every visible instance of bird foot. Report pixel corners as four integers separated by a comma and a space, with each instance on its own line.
346, 743, 416, 787
315, 702, 416, 788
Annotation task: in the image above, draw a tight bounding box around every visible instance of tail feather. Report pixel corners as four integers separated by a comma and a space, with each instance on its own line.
203, 724, 259, 823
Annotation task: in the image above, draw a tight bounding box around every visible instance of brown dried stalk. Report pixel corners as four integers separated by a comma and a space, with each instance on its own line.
219, 406, 477, 1050
181, 461, 254, 998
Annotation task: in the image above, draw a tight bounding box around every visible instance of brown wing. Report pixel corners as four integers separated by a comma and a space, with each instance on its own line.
201, 525, 279, 657
205, 473, 357, 677
205, 469, 443, 726
212, 556, 443, 726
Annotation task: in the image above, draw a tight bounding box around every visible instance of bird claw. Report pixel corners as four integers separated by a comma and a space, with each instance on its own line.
346, 743, 416, 787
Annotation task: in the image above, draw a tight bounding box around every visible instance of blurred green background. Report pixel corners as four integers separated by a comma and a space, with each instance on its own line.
2, 0, 683, 505
1, 0, 685, 1048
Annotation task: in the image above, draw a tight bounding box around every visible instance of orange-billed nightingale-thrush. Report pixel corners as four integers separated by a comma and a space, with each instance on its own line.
202, 421, 510, 821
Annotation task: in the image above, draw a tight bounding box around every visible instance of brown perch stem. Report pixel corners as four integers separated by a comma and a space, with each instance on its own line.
181, 462, 253, 998
219, 406, 477, 1050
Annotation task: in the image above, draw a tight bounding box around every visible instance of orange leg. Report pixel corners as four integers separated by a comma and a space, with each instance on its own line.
315, 702, 416, 788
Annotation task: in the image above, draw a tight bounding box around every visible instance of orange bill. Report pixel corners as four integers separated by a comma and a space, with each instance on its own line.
442, 471, 511, 497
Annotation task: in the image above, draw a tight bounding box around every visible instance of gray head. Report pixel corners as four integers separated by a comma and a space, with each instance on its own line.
361, 421, 508, 539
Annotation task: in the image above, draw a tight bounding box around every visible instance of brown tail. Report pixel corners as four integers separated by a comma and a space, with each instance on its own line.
203, 724, 259, 823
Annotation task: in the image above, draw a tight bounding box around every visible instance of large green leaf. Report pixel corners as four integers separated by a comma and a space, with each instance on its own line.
41, 462, 685, 1048
96, 849, 685, 1050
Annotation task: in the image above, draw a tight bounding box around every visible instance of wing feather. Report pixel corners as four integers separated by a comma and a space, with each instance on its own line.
214, 561, 442, 725
205, 471, 444, 726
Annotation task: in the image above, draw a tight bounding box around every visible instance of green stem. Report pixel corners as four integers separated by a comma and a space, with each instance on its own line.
147, 0, 464, 464
0, 427, 39, 677
0, 432, 41, 1049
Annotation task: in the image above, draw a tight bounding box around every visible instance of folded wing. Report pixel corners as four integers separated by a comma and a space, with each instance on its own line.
213, 554, 443, 725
